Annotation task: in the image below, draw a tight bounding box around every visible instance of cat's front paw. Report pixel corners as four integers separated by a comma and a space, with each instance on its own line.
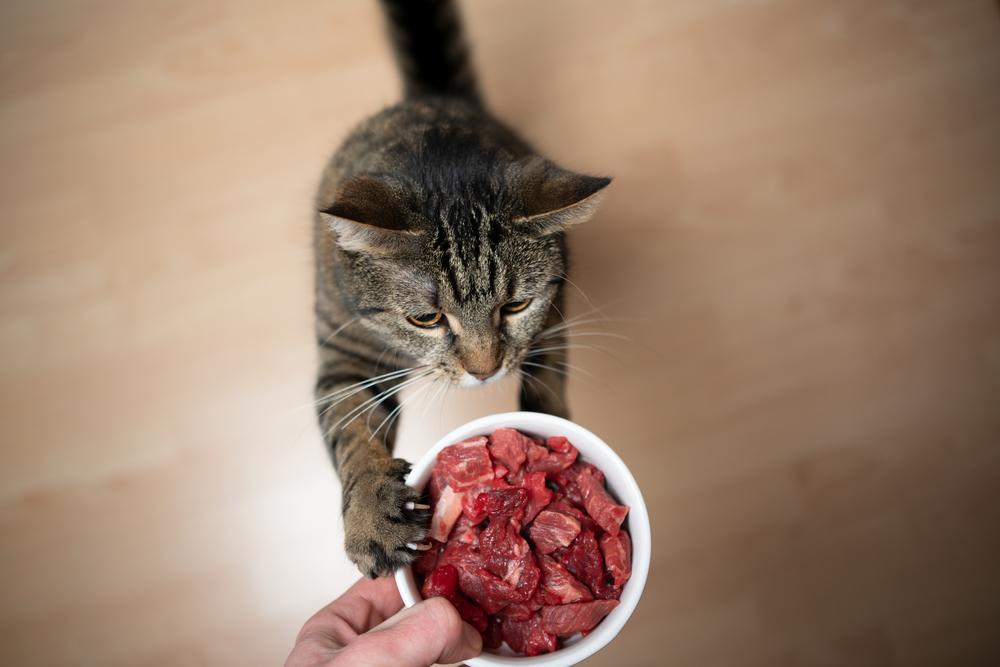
342, 458, 430, 578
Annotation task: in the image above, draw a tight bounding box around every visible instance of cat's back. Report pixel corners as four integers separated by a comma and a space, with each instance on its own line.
316, 97, 531, 209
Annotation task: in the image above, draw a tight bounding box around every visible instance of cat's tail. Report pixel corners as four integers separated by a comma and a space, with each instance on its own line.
378, 0, 481, 105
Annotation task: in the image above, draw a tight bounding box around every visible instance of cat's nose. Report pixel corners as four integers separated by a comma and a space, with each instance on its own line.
469, 364, 501, 382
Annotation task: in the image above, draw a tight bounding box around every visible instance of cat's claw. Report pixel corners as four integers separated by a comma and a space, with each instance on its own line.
405, 501, 430, 511
406, 541, 433, 551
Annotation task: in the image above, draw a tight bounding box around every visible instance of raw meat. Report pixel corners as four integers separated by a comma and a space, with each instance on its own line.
488, 427, 529, 474
529, 510, 581, 554
540, 600, 620, 637
538, 555, 593, 605
576, 466, 629, 536
600, 530, 632, 588
434, 437, 494, 490
525, 437, 577, 473
501, 615, 557, 656
418, 427, 633, 657
521, 471, 553, 523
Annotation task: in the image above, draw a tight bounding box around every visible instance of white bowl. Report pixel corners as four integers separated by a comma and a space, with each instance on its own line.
395, 411, 651, 667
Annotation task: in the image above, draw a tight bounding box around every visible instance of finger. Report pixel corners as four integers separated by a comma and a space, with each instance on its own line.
295, 577, 404, 647
338, 596, 482, 667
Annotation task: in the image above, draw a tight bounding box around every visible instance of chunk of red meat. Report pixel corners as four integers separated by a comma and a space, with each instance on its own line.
529, 510, 581, 554
494, 463, 509, 479
577, 466, 629, 536
421, 564, 459, 601
482, 616, 503, 649
539, 600, 619, 637
487, 427, 529, 475
435, 437, 494, 490
428, 485, 464, 542
558, 530, 606, 596
479, 520, 539, 602
501, 615, 557, 656
485, 487, 528, 517
547, 494, 599, 533
512, 553, 541, 603
600, 530, 632, 588
461, 491, 489, 525
466, 567, 521, 614
525, 437, 577, 473
453, 595, 488, 634
437, 541, 484, 590
522, 471, 554, 523
496, 596, 541, 622
461, 478, 515, 524
545, 436, 571, 452
449, 563, 515, 615
550, 461, 605, 507
538, 555, 593, 605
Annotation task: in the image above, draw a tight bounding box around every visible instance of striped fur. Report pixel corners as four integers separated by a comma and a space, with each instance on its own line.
313, 6, 610, 578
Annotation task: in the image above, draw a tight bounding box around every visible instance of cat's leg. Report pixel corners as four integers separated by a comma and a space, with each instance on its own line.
314, 353, 429, 578
518, 292, 571, 419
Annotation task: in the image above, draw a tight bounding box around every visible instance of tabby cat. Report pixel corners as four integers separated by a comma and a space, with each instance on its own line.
314, 0, 611, 578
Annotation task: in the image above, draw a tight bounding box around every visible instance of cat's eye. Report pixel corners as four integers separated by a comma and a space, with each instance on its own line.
502, 299, 532, 314
406, 311, 444, 328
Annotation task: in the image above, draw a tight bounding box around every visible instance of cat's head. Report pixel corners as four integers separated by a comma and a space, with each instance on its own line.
319, 156, 609, 386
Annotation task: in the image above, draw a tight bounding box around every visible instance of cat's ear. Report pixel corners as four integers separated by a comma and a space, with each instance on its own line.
513, 157, 611, 236
319, 175, 421, 255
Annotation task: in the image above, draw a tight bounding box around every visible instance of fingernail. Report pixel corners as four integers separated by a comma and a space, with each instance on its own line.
462, 621, 483, 651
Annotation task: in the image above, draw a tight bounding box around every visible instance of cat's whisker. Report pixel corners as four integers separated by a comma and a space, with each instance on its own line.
326, 370, 432, 439
313, 365, 418, 406
516, 368, 561, 405
426, 376, 450, 424
376, 377, 437, 440
289, 365, 417, 414
519, 360, 571, 378
369, 375, 436, 441
319, 316, 360, 346
538, 314, 615, 336
526, 343, 610, 356
548, 358, 595, 379
536, 314, 614, 339
314, 366, 426, 417
550, 272, 597, 310
340, 370, 434, 434
323, 376, 420, 435
536, 328, 633, 344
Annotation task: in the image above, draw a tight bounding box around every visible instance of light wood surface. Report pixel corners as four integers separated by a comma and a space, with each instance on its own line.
2, 1, 999, 665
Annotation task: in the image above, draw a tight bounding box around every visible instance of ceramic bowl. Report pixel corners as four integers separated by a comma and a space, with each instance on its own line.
394, 411, 651, 667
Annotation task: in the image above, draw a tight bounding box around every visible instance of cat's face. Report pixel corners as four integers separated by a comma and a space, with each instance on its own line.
321, 157, 608, 386
354, 231, 565, 386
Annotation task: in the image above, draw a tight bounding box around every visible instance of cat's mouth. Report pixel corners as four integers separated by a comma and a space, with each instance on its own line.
458, 366, 508, 388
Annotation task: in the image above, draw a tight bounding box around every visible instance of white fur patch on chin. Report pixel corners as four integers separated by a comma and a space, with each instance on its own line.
459, 368, 507, 388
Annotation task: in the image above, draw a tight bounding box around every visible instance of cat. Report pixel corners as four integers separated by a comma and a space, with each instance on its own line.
313, 0, 611, 578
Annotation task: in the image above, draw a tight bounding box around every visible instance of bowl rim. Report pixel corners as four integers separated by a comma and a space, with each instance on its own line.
394, 411, 651, 667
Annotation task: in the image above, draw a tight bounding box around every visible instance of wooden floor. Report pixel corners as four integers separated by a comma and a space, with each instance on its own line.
2, 1, 999, 665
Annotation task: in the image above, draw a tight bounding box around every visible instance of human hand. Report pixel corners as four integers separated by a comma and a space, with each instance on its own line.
284, 575, 483, 667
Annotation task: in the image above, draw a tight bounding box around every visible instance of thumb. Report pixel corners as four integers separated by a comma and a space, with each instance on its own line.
340, 596, 483, 667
